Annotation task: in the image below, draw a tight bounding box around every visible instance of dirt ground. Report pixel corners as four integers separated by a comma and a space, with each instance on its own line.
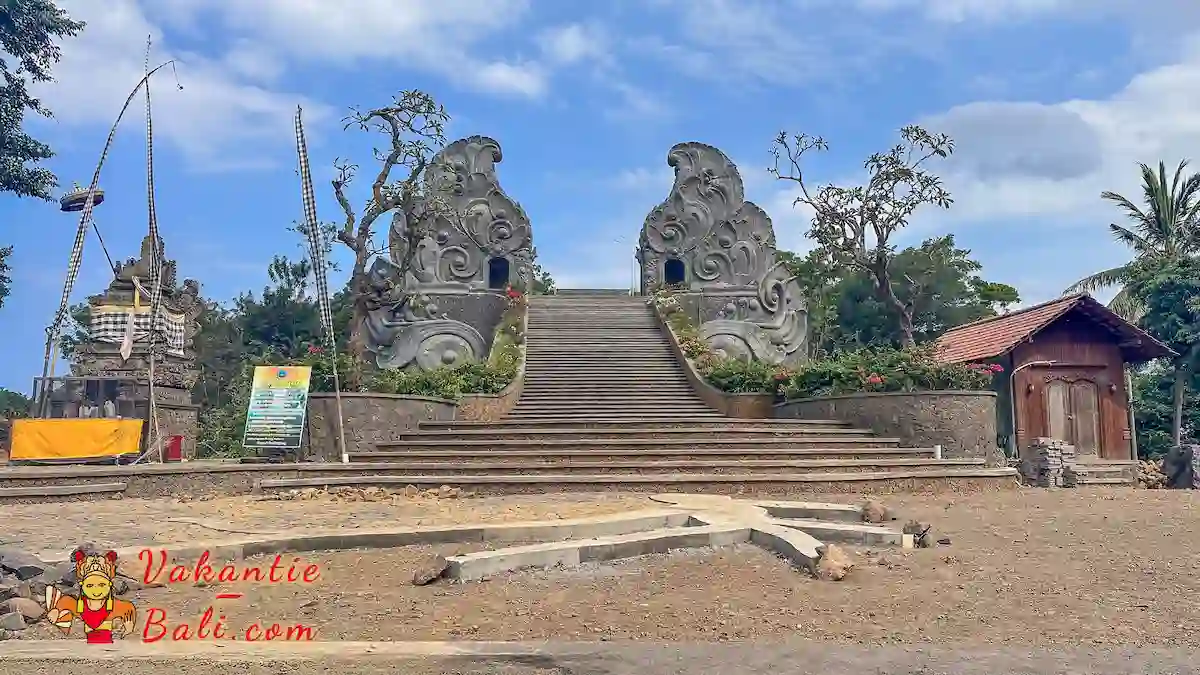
8, 487, 1199, 649
0, 491, 649, 553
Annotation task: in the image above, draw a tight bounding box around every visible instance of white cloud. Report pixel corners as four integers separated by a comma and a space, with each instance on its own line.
538, 23, 608, 65
920, 35, 1200, 227
36, 0, 320, 172
32, 0, 559, 173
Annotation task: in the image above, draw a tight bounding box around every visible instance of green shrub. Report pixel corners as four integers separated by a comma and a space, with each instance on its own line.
781, 344, 997, 399
652, 290, 789, 395
703, 358, 788, 395
196, 295, 528, 457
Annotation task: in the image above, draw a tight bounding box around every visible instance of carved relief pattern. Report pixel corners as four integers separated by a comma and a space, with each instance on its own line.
639, 143, 776, 291
365, 136, 531, 370
638, 142, 809, 366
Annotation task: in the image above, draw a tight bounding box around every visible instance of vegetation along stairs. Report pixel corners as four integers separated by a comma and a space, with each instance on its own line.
276, 291, 1015, 494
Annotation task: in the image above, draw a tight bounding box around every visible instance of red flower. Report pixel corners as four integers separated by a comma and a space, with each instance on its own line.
865, 374, 884, 385
505, 286, 522, 300
989, 364, 1004, 373
307, 345, 323, 355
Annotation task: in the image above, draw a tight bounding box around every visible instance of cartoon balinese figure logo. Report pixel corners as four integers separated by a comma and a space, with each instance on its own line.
45, 549, 137, 643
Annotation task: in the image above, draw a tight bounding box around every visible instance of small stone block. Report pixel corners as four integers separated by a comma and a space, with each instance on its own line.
901, 534, 915, 549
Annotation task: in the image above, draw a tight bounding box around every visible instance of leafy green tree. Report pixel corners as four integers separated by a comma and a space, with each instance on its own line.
782, 236, 1019, 353
1, 0, 84, 199
1066, 161, 1200, 319
771, 126, 955, 346
0, 387, 30, 417
1, 0, 84, 311
1129, 256, 1200, 446
1132, 363, 1200, 458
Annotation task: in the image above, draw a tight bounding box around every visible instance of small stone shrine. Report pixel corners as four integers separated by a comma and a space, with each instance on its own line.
637, 142, 808, 365
67, 234, 204, 457
362, 135, 533, 370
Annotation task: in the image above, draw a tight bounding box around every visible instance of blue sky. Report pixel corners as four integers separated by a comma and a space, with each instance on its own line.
3, 0, 1200, 392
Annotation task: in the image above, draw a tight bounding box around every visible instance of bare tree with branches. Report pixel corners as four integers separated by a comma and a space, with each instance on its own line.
770, 125, 955, 347
330, 90, 450, 362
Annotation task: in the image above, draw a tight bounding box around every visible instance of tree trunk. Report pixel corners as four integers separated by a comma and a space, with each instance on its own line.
869, 266, 916, 347
896, 309, 916, 348
346, 250, 371, 368
1171, 363, 1187, 447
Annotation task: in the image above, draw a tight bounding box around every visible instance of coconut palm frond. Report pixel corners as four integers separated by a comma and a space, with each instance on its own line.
1101, 188, 1153, 232
1064, 265, 1131, 296
1107, 222, 1155, 255
1106, 285, 1144, 322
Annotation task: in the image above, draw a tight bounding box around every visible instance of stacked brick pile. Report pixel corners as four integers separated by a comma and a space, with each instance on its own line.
1023, 437, 1077, 487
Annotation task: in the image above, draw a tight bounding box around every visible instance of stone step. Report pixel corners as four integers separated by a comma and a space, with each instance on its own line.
1075, 477, 1135, 485
335, 458, 985, 475
396, 426, 877, 442
258, 467, 1019, 495
358, 446, 931, 461
516, 391, 705, 400
376, 436, 903, 451
506, 407, 721, 416
520, 383, 695, 391
545, 289, 635, 296
503, 409, 723, 417
418, 418, 853, 431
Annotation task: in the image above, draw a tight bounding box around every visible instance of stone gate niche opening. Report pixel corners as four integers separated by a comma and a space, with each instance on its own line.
488, 256, 511, 290
663, 258, 686, 286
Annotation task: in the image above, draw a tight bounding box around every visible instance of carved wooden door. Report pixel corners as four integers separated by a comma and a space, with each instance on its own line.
1042, 375, 1102, 456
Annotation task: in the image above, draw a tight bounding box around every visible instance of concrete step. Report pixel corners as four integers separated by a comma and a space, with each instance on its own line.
516, 391, 704, 400
516, 392, 701, 400
359, 446, 930, 461
258, 467, 1019, 495
334, 458, 984, 475
418, 418, 853, 431
520, 383, 695, 390
376, 436, 903, 451
546, 289, 635, 296
501, 408, 724, 417
396, 426, 878, 442
506, 407, 721, 417
1076, 477, 1134, 485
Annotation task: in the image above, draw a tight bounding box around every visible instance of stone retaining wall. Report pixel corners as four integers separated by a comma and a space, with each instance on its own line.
0, 462, 1017, 503
776, 391, 1002, 465
306, 393, 456, 460
654, 306, 774, 418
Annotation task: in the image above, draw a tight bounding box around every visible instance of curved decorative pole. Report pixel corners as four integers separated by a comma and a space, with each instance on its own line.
38, 59, 180, 411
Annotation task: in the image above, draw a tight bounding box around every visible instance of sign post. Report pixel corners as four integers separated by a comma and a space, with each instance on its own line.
241, 366, 313, 456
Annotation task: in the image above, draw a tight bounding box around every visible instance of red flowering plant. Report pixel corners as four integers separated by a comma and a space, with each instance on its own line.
779, 345, 997, 400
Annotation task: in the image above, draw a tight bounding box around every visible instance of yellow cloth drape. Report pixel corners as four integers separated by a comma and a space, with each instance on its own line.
9, 419, 144, 461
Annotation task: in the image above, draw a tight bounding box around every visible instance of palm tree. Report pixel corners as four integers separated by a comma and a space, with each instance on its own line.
1065, 160, 1200, 319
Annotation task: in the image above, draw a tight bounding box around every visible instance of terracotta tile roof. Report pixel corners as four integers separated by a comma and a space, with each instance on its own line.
934, 293, 1175, 364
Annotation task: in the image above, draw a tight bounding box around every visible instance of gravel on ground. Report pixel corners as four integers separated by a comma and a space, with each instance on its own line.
8, 487, 1198, 649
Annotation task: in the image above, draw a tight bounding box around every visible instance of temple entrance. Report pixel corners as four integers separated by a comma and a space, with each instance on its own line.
488, 257, 510, 289
664, 258, 685, 286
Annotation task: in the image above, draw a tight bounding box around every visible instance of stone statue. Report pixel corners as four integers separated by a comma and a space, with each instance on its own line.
638, 142, 808, 366
362, 136, 531, 371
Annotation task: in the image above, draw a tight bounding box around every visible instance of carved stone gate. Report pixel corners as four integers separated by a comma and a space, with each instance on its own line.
637, 142, 808, 366
363, 137, 807, 370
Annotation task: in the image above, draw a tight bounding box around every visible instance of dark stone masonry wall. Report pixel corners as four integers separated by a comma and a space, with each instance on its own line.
306, 393, 456, 460
776, 391, 1002, 465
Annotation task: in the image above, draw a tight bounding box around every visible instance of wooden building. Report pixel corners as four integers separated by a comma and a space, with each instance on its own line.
935, 293, 1174, 462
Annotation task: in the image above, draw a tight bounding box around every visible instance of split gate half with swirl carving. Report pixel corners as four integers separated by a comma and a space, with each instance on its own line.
363, 137, 808, 371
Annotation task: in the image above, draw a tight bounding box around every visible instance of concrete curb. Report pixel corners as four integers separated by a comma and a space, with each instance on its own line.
0, 640, 560, 661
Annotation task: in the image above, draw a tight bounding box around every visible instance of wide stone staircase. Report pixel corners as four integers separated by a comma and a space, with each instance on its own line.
301, 291, 1015, 494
